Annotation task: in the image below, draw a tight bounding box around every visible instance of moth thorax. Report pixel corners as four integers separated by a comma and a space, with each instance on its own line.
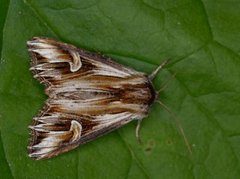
120, 84, 156, 105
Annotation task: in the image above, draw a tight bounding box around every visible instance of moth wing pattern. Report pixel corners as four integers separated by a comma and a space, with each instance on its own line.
27, 37, 156, 160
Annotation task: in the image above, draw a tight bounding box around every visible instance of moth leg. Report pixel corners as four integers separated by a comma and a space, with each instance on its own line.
149, 59, 170, 80
135, 119, 143, 144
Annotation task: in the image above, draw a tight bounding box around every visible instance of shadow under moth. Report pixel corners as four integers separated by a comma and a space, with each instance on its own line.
27, 37, 172, 160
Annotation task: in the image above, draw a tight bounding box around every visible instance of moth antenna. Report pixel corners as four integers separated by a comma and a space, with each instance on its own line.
156, 100, 192, 155
135, 119, 142, 144
158, 72, 177, 93
149, 59, 170, 80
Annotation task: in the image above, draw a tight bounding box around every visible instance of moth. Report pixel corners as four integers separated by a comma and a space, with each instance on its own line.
27, 37, 169, 160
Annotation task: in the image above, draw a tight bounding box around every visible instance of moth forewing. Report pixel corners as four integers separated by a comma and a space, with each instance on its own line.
27, 37, 160, 160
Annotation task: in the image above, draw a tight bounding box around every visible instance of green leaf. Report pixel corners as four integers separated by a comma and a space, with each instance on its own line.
0, 0, 240, 178
0, 0, 10, 58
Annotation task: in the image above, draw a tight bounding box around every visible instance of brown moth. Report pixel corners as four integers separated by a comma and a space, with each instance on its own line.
27, 37, 168, 160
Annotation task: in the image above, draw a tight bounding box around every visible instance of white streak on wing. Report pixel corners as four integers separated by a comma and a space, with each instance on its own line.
29, 147, 57, 157
35, 114, 60, 121
91, 59, 138, 76
94, 112, 133, 121
34, 114, 63, 125
30, 63, 50, 70
91, 113, 142, 131
33, 123, 56, 130
48, 82, 111, 95
51, 86, 93, 95
37, 69, 62, 77
30, 48, 69, 63
92, 69, 128, 78
30, 63, 62, 71
52, 82, 95, 92
33, 132, 66, 148
29, 125, 49, 132
27, 41, 57, 49
115, 77, 147, 85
